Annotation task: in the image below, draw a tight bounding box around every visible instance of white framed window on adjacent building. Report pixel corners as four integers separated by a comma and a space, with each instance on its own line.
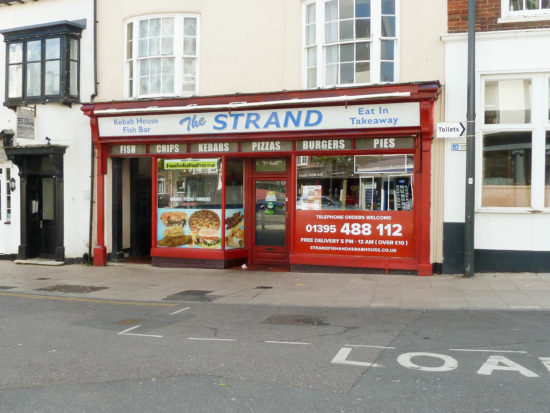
500, 0, 550, 22
479, 74, 550, 211
125, 14, 199, 98
302, 0, 399, 89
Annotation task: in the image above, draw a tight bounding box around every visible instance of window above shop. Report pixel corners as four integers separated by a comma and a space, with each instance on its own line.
125, 14, 199, 99
500, 0, 550, 22
303, 0, 398, 89
2, 20, 84, 108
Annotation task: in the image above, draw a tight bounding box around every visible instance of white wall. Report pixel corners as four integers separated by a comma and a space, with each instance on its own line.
0, 0, 95, 258
443, 29, 550, 250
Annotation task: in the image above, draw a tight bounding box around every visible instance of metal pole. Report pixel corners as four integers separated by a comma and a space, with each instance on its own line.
464, 0, 476, 277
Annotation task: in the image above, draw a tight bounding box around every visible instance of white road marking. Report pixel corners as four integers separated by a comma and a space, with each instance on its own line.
188, 337, 237, 342
397, 352, 458, 372
450, 348, 528, 354
331, 347, 382, 367
477, 355, 538, 377
265, 341, 312, 345
117, 325, 163, 338
345, 344, 396, 349
539, 357, 550, 371
170, 306, 190, 315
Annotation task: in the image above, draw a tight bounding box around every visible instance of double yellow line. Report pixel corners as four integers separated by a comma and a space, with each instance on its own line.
0, 291, 178, 307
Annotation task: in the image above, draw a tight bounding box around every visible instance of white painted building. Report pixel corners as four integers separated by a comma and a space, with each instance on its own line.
442, 2, 550, 272
0, 0, 95, 261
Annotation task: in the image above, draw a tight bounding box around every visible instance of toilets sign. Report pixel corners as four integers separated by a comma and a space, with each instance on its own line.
97, 102, 420, 138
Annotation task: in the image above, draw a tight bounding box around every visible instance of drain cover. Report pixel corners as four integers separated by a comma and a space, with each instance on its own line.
262, 314, 328, 326
164, 290, 222, 302
35, 285, 108, 294
35, 278, 51, 280
255, 286, 273, 289
0, 286, 15, 290
116, 318, 142, 326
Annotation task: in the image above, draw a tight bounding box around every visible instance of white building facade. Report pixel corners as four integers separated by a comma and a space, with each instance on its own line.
443, 1, 550, 272
0, 0, 95, 261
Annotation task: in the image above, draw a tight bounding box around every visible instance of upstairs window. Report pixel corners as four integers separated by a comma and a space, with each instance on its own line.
501, 0, 550, 20
303, 0, 398, 88
126, 15, 199, 98
2, 20, 84, 107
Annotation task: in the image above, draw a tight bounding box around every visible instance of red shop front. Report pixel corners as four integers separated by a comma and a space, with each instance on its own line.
82, 82, 440, 275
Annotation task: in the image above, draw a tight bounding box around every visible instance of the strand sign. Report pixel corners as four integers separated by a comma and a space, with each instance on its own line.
98, 102, 420, 138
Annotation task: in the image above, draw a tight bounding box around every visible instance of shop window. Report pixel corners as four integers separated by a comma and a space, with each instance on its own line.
481, 74, 550, 210
255, 159, 286, 172
126, 15, 199, 98
2, 21, 83, 107
482, 132, 532, 207
157, 159, 221, 249
225, 159, 245, 249
296, 155, 413, 211
303, 0, 398, 88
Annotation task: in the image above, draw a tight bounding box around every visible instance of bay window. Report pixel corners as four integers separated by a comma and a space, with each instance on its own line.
481, 75, 550, 210
126, 15, 199, 98
2, 21, 83, 107
303, 0, 398, 88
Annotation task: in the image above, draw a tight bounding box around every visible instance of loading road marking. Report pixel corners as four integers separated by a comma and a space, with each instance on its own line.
170, 306, 190, 315
265, 341, 312, 345
117, 325, 163, 338
0, 291, 178, 307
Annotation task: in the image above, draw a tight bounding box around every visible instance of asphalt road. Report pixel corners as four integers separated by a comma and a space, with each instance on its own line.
0, 293, 549, 412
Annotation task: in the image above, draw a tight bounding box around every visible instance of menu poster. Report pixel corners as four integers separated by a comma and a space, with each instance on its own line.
225, 208, 245, 249
157, 208, 222, 249
300, 185, 322, 210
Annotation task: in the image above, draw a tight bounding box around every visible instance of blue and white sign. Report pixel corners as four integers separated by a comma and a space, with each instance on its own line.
97, 102, 420, 138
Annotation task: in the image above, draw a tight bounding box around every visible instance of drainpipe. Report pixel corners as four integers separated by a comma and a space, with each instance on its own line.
88, 0, 97, 263
464, 0, 476, 277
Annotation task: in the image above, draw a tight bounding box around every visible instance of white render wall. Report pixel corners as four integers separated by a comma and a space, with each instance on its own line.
0, 0, 95, 258
443, 29, 550, 251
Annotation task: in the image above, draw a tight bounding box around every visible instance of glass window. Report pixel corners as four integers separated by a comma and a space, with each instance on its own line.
297, 155, 413, 211
225, 159, 245, 249
482, 132, 532, 207
484, 79, 531, 124
4, 25, 81, 106
255, 159, 286, 172
157, 159, 222, 249
509, 0, 550, 10
306, 0, 397, 88
127, 15, 199, 98
6, 168, 12, 222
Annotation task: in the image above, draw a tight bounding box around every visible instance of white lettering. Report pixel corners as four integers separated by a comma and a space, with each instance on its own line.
477, 355, 538, 377
397, 352, 458, 372
331, 347, 382, 368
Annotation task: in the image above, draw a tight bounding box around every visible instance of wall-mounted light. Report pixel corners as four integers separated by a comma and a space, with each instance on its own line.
8, 177, 16, 192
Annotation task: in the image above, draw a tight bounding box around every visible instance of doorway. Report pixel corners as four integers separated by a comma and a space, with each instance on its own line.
249, 159, 289, 266
27, 175, 57, 258
130, 158, 152, 258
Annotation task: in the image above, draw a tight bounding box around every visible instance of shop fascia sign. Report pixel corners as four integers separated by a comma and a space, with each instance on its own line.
97, 102, 420, 138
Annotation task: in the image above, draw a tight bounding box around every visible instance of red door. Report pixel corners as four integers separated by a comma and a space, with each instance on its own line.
249, 159, 289, 265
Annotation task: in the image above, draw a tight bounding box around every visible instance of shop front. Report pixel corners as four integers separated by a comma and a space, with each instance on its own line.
82, 82, 440, 275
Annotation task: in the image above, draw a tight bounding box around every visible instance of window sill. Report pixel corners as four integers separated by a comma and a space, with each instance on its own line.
4, 96, 80, 109
476, 207, 550, 214
498, 14, 550, 24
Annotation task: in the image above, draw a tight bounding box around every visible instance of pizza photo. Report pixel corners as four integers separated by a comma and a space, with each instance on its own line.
189, 209, 221, 233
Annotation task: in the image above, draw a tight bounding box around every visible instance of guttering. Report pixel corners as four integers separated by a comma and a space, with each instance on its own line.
91, 92, 411, 116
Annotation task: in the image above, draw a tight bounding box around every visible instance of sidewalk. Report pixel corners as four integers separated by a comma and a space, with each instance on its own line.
0, 260, 550, 310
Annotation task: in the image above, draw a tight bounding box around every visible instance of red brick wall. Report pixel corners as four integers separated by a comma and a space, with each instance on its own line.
448, 0, 550, 33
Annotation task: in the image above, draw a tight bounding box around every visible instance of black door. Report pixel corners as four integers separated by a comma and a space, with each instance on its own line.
130, 158, 152, 256
27, 175, 57, 258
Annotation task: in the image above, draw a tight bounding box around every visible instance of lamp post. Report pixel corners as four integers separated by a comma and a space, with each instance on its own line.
464, 0, 476, 277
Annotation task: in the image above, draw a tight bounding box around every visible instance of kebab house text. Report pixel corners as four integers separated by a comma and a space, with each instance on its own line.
81, 82, 440, 275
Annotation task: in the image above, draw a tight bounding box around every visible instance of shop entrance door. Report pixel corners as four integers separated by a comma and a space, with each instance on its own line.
27, 175, 57, 258
252, 178, 288, 265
